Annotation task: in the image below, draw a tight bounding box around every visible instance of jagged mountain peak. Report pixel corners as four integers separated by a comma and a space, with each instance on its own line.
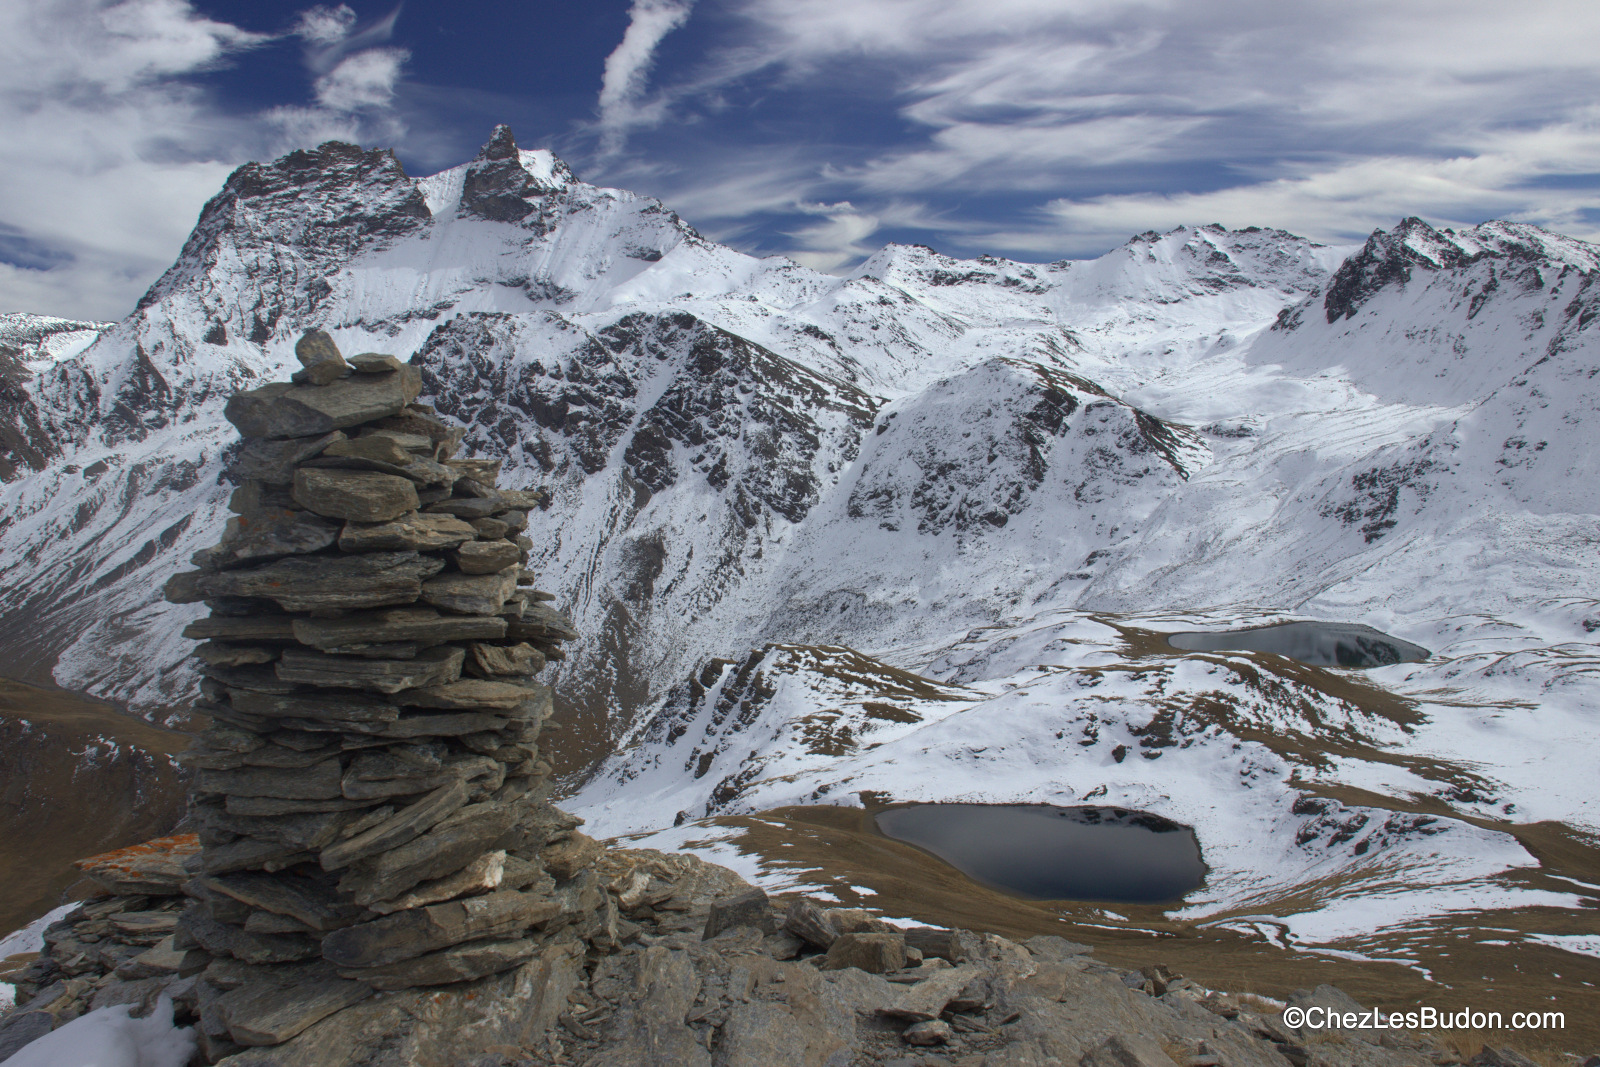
1321, 217, 1600, 323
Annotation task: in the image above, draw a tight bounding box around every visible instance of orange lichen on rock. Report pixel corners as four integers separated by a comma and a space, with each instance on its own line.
74, 833, 199, 894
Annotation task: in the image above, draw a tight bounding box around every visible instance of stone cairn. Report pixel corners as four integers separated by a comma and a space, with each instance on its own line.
152, 332, 607, 1060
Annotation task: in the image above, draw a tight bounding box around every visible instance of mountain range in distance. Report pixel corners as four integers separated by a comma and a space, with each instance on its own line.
0, 126, 1597, 980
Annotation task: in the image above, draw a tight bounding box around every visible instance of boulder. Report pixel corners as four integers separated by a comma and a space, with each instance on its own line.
347, 352, 405, 374
782, 899, 839, 949
540, 832, 603, 882
822, 932, 905, 974
294, 329, 350, 386
702, 886, 777, 940
292, 469, 419, 523
1081, 1034, 1183, 1067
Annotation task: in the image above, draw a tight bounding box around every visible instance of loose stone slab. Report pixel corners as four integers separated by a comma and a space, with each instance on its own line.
337, 801, 517, 905
397, 678, 544, 710
292, 468, 419, 523
335, 938, 536, 990
466, 641, 544, 676
424, 497, 504, 520
224, 368, 420, 439
320, 890, 557, 968
184, 615, 300, 642
227, 689, 400, 723
221, 977, 373, 1046
196, 510, 342, 570
293, 607, 506, 653
229, 431, 345, 484
322, 435, 413, 466
368, 850, 505, 914
179, 909, 321, 965
320, 781, 469, 872
74, 834, 200, 896
275, 645, 465, 694
203, 872, 365, 931
420, 567, 517, 615
337, 511, 476, 552
192, 552, 443, 612
453, 540, 520, 574
375, 711, 513, 738
196, 642, 277, 667
347, 352, 404, 374
196, 759, 343, 801
227, 795, 378, 817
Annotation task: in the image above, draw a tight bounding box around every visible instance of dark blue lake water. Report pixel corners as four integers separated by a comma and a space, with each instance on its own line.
873, 804, 1205, 904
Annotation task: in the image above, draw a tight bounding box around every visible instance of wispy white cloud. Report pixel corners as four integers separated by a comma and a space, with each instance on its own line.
597, 0, 696, 155
0, 0, 414, 321
647, 0, 1600, 259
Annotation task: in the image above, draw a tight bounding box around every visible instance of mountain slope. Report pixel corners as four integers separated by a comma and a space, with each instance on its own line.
1, 128, 1597, 966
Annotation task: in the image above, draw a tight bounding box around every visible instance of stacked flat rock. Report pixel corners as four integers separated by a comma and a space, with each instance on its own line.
160, 331, 607, 1062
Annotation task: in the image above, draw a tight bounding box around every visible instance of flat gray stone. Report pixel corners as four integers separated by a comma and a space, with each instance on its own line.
321, 891, 557, 968
221, 977, 373, 1046
230, 431, 345, 485
196, 759, 343, 801
224, 368, 420, 439
337, 801, 517, 905
423, 497, 504, 520
397, 678, 545, 710
419, 567, 516, 615
227, 689, 400, 723
336, 938, 536, 990
199, 510, 341, 569
275, 645, 464, 694
0, 1011, 55, 1061
452, 540, 520, 574
203, 873, 364, 932
179, 909, 320, 965
293, 608, 505, 653
292, 469, 419, 523
319, 781, 468, 872
466, 642, 544, 677
185, 615, 300, 642
374, 711, 513, 738
338, 511, 477, 552
367, 851, 505, 915
194, 552, 443, 612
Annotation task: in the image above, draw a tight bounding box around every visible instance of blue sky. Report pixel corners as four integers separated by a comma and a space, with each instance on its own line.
4, 0, 1600, 321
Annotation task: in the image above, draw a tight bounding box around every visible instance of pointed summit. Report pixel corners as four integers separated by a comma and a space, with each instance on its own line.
460, 125, 544, 222
479, 123, 519, 162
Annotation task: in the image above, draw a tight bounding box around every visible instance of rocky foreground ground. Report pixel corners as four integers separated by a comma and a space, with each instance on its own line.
0, 836, 1574, 1067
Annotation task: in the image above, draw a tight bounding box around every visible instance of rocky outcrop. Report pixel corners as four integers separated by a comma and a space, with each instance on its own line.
3, 332, 614, 1064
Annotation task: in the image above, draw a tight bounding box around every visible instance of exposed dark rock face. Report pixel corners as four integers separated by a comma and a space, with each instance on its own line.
460, 125, 552, 223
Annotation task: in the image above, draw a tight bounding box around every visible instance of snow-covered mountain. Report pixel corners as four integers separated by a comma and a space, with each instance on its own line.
1, 128, 1596, 966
